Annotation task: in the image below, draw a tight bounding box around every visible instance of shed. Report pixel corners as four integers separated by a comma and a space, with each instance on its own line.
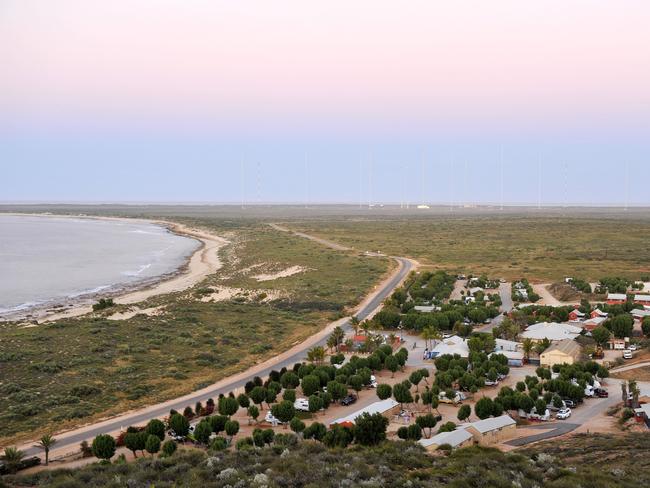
462, 415, 517, 445
540, 339, 581, 367
418, 428, 473, 451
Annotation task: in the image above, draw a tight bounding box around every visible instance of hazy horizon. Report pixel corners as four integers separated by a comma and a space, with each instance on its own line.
2, 1, 649, 205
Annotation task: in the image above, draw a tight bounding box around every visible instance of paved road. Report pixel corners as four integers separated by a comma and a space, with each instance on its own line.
610, 361, 650, 374
476, 282, 512, 333
506, 422, 580, 446
20, 250, 413, 458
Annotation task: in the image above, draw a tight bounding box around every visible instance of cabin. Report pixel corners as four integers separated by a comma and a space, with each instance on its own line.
607, 293, 628, 305
330, 399, 399, 427
540, 339, 581, 367
590, 309, 608, 319
634, 294, 650, 307
631, 309, 650, 321
418, 428, 473, 451
462, 415, 517, 446
568, 309, 585, 322
583, 316, 607, 332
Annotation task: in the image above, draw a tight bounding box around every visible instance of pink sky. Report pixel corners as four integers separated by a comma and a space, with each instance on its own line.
1, 0, 649, 136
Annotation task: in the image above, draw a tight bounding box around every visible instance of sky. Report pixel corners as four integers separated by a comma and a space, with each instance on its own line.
1, 1, 649, 205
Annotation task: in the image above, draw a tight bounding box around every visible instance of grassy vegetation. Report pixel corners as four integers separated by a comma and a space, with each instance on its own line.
0, 220, 389, 446
8, 434, 650, 487
288, 216, 650, 282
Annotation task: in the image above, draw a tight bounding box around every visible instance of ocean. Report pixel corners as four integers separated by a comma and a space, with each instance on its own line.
0, 214, 200, 318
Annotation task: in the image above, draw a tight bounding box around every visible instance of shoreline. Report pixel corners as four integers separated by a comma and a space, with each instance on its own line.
0, 213, 229, 324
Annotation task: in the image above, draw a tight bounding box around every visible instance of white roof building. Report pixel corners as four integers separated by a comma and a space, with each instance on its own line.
414, 305, 439, 313
634, 294, 650, 302
631, 309, 650, 319
461, 414, 517, 434
583, 316, 607, 328
521, 322, 582, 341
494, 338, 521, 352
418, 428, 473, 449
607, 293, 627, 301
330, 399, 399, 426
469, 287, 484, 296
430, 335, 469, 358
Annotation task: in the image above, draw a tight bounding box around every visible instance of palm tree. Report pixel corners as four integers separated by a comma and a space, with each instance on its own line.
1, 447, 25, 474
361, 320, 371, 337
307, 346, 325, 364
522, 338, 534, 362
35, 434, 57, 466
350, 316, 361, 336
329, 326, 345, 352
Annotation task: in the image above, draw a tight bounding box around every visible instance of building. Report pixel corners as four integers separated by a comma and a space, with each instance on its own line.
583, 316, 607, 332
494, 338, 521, 352
520, 322, 582, 342
461, 414, 517, 446
607, 293, 628, 305
469, 286, 484, 296
590, 309, 608, 319
568, 309, 585, 321
414, 305, 436, 313
634, 295, 650, 307
607, 338, 627, 350
418, 428, 474, 451
539, 339, 582, 367
631, 309, 650, 321
430, 335, 470, 358
491, 350, 524, 367
330, 399, 399, 427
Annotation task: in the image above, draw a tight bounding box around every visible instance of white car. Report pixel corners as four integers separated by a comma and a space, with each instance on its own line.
623, 350, 633, 360
264, 411, 283, 424
556, 408, 572, 420
294, 398, 310, 412
370, 375, 378, 388
628, 344, 637, 351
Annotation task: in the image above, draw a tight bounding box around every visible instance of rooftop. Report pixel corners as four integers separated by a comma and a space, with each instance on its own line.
419, 428, 473, 448
607, 293, 627, 301
521, 322, 582, 341
634, 294, 650, 301
330, 399, 399, 426
462, 414, 516, 434
541, 338, 582, 357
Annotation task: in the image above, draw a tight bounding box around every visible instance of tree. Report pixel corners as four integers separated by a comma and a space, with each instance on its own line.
169, 413, 190, 437
280, 371, 300, 389
247, 405, 260, 424
351, 316, 361, 336
308, 394, 323, 413
271, 401, 296, 426
327, 381, 348, 401
353, 412, 389, 446
237, 393, 251, 409
145, 435, 161, 456
348, 374, 363, 392
91, 434, 116, 461
124, 432, 145, 458
376, 384, 392, 400
145, 419, 166, 441
323, 425, 354, 448
474, 397, 494, 420
415, 413, 438, 438
211, 436, 228, 451
194, 419, 213, 445
161, 440, 177, 457
409, 370, 423, 392
1, 447, 25, 474
385, 355, 399, 377
303, 422, 327, 441
301, 374, 321, 396
608, 314, 634, 338
329, 326, 346, 352
209, 415, 228, 434
592, 326, 611, 347
307, 346, 326, 364
290, 417, 306, 434
457, 404, 471, 422
218, 396, 240, 417
249, 386, 268, 410
393, 382, 413, 406
522, 338, 534, 361
225, 420, 240, 439
35, 434, 56, 466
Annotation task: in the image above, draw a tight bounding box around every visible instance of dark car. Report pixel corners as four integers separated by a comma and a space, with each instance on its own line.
341, 394, 357, 406
594, 388, 609, 398
562, 399, 576, 408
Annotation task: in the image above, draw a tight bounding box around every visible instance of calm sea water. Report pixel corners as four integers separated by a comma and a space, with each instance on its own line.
0, 215, 200, 316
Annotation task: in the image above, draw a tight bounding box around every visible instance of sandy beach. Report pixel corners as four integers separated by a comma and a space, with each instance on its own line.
0, 214, 228, 324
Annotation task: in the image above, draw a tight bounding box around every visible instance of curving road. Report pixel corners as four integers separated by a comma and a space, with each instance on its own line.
19, 232, 413, 458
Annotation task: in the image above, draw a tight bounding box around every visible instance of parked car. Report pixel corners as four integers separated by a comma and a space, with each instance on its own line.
557, 408, 572, 420
294, 398, 310, 412
341, 394, 357, 406
264, 411, 284, 424
629, 344, 637, 351
562, 399, 576, 408
484, 379, 499, 387
370, 375, 378, 388
439, 392, 463, 405
594, 388, 609, 398
623, 350, 633, 360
